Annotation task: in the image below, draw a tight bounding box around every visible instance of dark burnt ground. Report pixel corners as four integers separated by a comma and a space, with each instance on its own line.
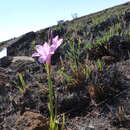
65, 60, 130, 130
0, 53, 130, 130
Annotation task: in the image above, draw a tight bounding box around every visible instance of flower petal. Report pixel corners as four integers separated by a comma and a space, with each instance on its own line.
35, 45, 45, 55
53, 36, 59, 44
38, 56, 46, 64
50, 37, 63, 54
32, 35, 63, 65
56, 39, 63, 47
43, 42, 50, 56
32, 52, 40, 57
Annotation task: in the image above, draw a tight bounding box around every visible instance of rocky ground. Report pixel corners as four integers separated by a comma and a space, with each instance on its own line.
0, 55, 130, 130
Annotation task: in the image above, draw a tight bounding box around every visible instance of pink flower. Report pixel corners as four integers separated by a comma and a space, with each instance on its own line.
32, 36, 63, 64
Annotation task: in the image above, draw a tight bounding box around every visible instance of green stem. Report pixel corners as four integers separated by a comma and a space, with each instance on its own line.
45, 64, 58, 130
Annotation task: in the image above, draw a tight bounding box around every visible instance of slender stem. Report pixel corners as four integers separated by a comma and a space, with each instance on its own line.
46, 64, 58, 130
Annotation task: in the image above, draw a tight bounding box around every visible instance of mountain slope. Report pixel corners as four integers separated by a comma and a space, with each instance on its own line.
0, 2, 130, 58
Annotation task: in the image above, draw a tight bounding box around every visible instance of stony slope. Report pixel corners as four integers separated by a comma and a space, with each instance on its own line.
0, 2, 130, 58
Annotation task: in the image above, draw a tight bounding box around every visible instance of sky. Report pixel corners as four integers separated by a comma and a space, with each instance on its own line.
0, 0, 129, 42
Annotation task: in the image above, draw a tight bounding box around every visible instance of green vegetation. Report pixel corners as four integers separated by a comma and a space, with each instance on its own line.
58, 66, 78, 86
16, 73, 29, 94
31, 40, 36, 51
95, 23, 122, 45
66, 38, 81, 72
92, 13, 111, 25
96, 59, 103, 72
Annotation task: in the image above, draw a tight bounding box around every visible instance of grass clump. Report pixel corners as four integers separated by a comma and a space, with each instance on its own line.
16, 72, 29, 94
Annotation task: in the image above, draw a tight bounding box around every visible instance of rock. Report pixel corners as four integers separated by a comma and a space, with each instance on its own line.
124, 11, 130, 23
0, 56, 12, 67
15, 111, 49, 130
0, 72, 9, 87
88, 85, 104, 103
12, 56, 35, 63
7, 32, 36, 56
67, 128, 72, 130
101, 56, 116, 64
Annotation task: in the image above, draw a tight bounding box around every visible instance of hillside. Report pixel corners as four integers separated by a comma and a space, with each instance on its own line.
0, 2, 130, 58
0, 2, 130, 130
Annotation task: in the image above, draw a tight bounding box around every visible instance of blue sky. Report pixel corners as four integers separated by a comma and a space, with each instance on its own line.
0, 0, 129, 42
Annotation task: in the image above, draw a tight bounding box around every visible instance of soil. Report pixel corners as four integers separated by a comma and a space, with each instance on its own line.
0, 56, 130, 130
